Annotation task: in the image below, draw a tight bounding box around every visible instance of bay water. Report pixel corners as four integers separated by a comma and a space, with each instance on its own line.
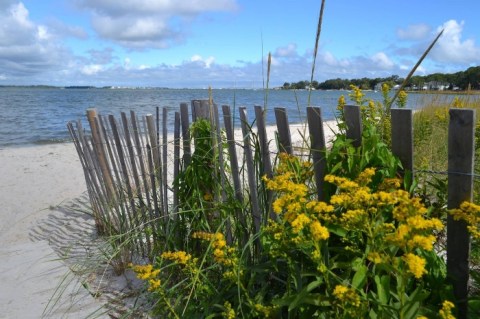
0, 87, 434, 148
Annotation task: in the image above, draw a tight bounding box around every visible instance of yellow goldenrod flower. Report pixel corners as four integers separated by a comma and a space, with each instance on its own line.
203, 192, 213, 201
310, 220, 329, 241
333, 285, 361, 307
222, 301, 236, 319
161, 251, 192, 265
367, 252, 383, 264
148, 279, 161, 291
291, 213, 311, 233
439, 300, 455, 319
403, 253, 427, 279
337, 95, 346, 111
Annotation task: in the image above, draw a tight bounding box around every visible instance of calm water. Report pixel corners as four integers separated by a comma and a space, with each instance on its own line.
0, 87, 437, 148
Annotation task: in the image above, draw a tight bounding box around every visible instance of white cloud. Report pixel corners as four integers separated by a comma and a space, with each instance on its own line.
0, 3, 71, 77
371, 52, 394, 69
190, 55, 215, 68
78, 0, 238, 49
397, 23, 431, 40
36, 25, 50, 40
431, 20, 480, 63
81, 64, 103, 75
274, 43, 298, 58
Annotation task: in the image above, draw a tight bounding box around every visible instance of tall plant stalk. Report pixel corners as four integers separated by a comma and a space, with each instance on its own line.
307, 0, 326, 108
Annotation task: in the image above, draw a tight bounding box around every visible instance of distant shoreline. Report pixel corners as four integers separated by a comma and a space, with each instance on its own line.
406, 90, 480, 95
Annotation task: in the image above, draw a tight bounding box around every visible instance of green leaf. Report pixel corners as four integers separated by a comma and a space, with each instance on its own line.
374, 275, 390, 305
352, 264, 368, 289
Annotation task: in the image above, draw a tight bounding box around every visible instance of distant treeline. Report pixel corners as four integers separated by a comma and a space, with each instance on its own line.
282, 66, 480, 91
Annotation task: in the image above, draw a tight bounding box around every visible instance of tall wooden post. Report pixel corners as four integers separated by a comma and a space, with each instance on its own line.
391, 108, 414, 178
344, 105, 362, 148
307, 107, 327, 201
447, 108, 475, 319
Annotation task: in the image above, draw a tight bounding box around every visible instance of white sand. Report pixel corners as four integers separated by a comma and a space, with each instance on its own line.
0, 144, 109, 319
0, 120, 339, 318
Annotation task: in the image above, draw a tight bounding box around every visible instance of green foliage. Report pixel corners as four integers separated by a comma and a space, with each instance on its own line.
128, 94, 468, 318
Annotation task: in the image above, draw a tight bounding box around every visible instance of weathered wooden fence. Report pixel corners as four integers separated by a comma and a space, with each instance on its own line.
68, 102, 475, 318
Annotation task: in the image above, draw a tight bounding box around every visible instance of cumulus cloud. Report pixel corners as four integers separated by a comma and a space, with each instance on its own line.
81, 64, 103, 75
431, 19, 480, 63
397, 23, 431, 40
0, 2, 72, 78
190, 55, 215, 68
371, 52, 394, 69
274, 43, 298, 58
77, 0, 238, 49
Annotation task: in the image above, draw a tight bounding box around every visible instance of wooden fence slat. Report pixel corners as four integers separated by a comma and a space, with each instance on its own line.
173, 111, 181, 217
307, 107, 327, 201
146, 115, 163, 217
274, 107, 293, 154
391, 108, 413, 176
447, 108, 475, 319
146, 144, 160, 244
109, 115, 136, 243
254, 105, 275, 221
131, 111, 152, 255
239, 107, 261, 236
213, 104, 232, 243
180, 102, 191, 167
121, 112, 141, 193
76, 120, 110, 225
162, 107, 169, 216
86, 109, 116, 202
98, 114, 122, 194
67, 122, 107, 231
344, 105, 362, 147
121, 110, 145, 256
222, 105, 243, 202
222, 105, 246, 238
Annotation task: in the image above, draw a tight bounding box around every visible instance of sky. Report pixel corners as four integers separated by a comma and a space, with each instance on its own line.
0, 0, 479, 88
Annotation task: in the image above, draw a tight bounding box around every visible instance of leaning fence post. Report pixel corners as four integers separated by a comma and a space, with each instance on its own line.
239, 107, 261, 237
391, 108, 413, 177
254, 105, 275, 221
274, 107, 292, 154
307, 107, 327, 201
447, 108, 475, 319
222, 105, 247, 245
86, 109, 116, 203
343, 105, 362, 148
180, 103, 191, 167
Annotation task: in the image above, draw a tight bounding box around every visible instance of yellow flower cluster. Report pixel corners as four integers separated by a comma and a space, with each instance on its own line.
450, 201, 480, 239
349, 84, 365, 105
161, 250, 192, 265
402, 253, 427, 279
367, 252, 383, 264
337, 95, 346, 111
130, 263, 161, 292
397, 90, 408, 108
264, 153, 330, 244
439, 300, 456, 319
254, 303, 278, 318
333, 285, 361, 308
222, 301, 235, 319
452, 96, 464, 108
192, 232, 237, 267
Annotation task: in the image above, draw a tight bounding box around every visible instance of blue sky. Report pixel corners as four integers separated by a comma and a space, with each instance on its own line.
0, 0, 479, 88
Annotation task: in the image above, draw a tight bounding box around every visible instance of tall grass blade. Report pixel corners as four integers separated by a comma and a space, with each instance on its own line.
308, 0, 327, 107
389, 29, 444, 108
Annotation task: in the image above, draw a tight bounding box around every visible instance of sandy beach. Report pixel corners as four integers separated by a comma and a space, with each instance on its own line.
0, 143, 110, 318
0, 120, 339, 318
